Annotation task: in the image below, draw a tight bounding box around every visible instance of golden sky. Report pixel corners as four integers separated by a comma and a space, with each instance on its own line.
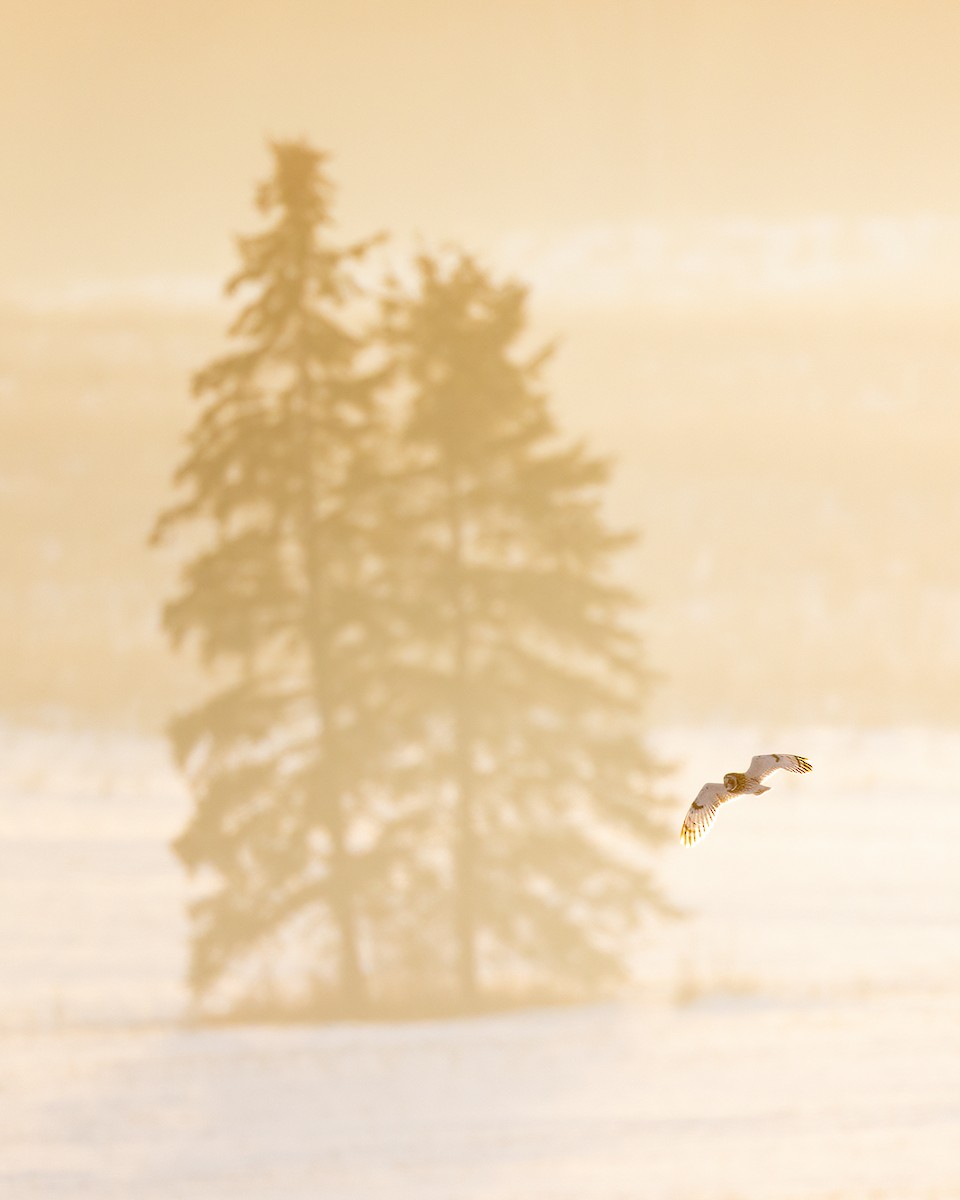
4, 0, 960, 299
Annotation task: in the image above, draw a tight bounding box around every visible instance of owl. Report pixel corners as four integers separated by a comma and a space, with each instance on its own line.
680, 754, 812, 846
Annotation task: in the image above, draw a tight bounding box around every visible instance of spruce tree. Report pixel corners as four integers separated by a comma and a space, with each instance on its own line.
152, 142, 405, 1014
385, 253, 669, 1006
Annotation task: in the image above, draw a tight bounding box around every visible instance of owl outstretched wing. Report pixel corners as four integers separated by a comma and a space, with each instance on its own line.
746, 753, 812, 784
680, 782, 728, 846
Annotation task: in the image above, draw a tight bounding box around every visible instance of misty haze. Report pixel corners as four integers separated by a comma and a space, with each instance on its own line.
2, 3, 960, 1198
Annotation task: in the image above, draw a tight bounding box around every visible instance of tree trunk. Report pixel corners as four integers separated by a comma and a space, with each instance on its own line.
322, 740, 365, 1013
446, 468, 479, 1005
293, 348, 365, 1014
303, 540, 366, 1014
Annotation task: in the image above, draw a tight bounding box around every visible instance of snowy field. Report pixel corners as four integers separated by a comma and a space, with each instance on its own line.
2, 723, 960, 1198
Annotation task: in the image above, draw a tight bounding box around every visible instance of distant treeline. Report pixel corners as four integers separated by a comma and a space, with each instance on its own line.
3, 239, 960, 728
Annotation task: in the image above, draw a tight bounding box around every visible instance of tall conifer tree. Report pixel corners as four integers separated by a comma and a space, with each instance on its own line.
153, 142, 403, 1014
385, 254, 668, 1005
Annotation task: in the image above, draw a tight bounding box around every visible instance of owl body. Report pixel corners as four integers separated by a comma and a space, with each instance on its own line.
722, 770, 770, 796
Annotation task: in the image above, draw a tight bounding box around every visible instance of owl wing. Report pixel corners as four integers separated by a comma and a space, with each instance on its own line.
746, 753, 813, 783
680, 782, 728, 846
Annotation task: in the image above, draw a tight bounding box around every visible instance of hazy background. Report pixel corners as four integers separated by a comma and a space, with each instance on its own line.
3, 3, 960, 1197
5, 0, 960, 726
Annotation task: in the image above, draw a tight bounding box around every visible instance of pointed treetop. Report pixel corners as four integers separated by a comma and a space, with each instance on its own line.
255, 140, 334, 223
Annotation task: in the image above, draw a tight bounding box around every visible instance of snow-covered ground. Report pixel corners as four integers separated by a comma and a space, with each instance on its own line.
2, 723, 959, 1198
7, 991, 960, 1199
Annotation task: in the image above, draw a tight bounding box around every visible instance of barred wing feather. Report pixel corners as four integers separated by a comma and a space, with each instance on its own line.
746, 753, 812, 783
680, 782, 728, 846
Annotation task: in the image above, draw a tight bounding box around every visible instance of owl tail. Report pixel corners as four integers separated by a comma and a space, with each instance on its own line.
756, 785, 771, 794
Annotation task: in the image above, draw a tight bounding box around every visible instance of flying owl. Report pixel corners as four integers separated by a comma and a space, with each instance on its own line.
680, 754, 812, 846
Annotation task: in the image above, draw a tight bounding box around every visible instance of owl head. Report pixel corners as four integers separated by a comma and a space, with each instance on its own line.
723, 771, 746, 793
